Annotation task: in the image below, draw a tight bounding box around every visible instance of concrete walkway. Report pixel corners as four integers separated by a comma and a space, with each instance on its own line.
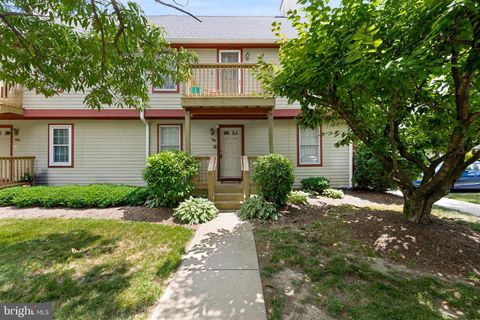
434, 197, 480, 217
390, 191, 480, 217
149, 212, 267, 320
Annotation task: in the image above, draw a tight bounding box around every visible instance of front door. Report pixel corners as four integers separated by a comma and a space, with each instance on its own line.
219, 126, 243, 180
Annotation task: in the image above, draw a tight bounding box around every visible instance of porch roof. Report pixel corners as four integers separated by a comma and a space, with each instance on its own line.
183, 105, 275, 120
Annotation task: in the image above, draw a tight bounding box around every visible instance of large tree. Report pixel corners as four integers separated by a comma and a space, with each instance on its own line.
258, 0, 480, 223
0, 0, 197, 109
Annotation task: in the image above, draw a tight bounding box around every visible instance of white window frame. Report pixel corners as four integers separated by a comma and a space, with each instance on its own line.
219, 50, 242, 93
158, 125, 182, 151
49, 124, 73, 167
298, 126, 322, 166
153, 74, 178, 92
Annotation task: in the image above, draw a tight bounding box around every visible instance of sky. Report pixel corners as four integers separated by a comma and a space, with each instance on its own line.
132, 0, 341, 16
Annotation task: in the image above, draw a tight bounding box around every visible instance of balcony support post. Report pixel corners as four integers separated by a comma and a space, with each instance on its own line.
185, 110, 192, 153
268, 110, 274, 153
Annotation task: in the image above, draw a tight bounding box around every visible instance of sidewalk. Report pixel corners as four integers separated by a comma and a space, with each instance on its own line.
149, 212, 267, 320
389, 191, 480, 217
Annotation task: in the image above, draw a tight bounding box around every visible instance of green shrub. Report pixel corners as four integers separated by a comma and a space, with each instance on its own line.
173, 197, 219, 224
301, 177, 330, 193
143, 151, 199, 207
352, 143, 420, 192
253, 154, 294, 208
322, 188, 344, 199
238, 195, 278, 222
287, 190, 309, 205
0, 184, 148, 208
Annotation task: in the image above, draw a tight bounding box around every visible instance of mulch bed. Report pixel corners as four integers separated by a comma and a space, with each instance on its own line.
257, 202, 480, 280
343, 209, 480, 279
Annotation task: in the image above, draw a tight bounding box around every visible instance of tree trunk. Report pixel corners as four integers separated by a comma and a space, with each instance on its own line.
401, 189, 448, 224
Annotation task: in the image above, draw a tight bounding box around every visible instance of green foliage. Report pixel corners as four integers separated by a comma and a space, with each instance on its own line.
322, 189, 344, 199
287, 190, 309, 205
258, 0, 480, 220
0, 184, 148, 208
143, 151, 199, 208
173, 197, 219, 225
353, 143, 420, 192
238, 195, 278, 222
301, 177, 330, 193
253, 154, 295, 208
0, 0, 197, 109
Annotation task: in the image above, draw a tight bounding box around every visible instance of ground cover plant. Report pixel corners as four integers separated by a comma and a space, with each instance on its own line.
0, 218, 193, 320
0, 184, 148, 208
239, 195, 278, 222
301, 177, 330, 194
173, 197, 219, 224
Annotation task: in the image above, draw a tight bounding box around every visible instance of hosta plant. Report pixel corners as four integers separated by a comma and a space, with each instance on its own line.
238, 195, 278, 222
173, 197, 219, 225
287, 190, 309, 205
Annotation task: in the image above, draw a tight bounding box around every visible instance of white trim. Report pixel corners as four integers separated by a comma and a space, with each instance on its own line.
166, 38, 278, 44
348, 143, 353, 188
49, 124, 72, 167
299, 126, 321, 165
159, 124, 181, 151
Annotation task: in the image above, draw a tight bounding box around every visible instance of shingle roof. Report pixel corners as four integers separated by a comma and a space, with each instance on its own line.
147, 15, 296, 43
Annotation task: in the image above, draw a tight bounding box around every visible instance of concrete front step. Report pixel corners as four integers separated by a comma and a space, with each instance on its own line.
215, 200, 243, 210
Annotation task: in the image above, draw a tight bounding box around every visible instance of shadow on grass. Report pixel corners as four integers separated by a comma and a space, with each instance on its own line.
0, 229, 145, 320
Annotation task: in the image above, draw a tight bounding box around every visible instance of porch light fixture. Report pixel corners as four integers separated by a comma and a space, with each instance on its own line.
245, 52, 251, 61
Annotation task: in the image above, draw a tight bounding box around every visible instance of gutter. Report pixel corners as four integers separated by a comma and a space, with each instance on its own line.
139, 110, 150, 159
348, 143, 354, 188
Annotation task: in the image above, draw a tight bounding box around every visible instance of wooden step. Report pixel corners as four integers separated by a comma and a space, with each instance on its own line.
215, 185, 243, 193
215, 200, 243, 210
215, 192, 244, 202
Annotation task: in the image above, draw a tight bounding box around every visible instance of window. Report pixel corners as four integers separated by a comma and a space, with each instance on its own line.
49, 124, 73, 167
298, 126, 322, 166
153, 74, 178, 92
158, 125, 182, 151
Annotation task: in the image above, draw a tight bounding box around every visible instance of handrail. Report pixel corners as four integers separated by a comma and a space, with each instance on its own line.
184, 63, 266, 98
241, 155, 250, 201
0, 156, 35, 187
207, 155, 217, 201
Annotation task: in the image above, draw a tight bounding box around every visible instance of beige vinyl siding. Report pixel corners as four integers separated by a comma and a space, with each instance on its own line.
0, 120, 146, 186
0, 118, 349, 187
21, 47, 301, 110
149, 119, 350, 188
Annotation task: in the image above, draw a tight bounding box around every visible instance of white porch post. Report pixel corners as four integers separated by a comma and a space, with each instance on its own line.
268, 110, 274, 153
185, 111, 192, 153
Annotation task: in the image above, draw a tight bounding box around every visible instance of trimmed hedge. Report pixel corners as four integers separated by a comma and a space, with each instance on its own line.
253, 154, 294, 208
0, 184, 149, 208
143, 151, 199, 208
301, 177, 330, 193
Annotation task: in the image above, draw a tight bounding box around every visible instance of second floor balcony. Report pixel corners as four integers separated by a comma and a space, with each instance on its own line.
0, 82, 23, 115
181, 63, 275, 108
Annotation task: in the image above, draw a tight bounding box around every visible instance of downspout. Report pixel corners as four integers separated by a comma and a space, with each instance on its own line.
348, 143, 354, 188
140, 110, 150, 159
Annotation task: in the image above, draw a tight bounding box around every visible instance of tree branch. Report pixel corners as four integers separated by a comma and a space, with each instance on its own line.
154, 0, 201, 22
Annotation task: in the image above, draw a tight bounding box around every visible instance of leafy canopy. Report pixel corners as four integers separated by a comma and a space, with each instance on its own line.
258, 0, 480, 222
0, 0, 197, 109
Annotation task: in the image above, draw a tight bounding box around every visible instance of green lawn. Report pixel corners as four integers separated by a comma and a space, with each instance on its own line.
255, 206, 480, 320
447, 193, 480, 205
0, 219, 193, 320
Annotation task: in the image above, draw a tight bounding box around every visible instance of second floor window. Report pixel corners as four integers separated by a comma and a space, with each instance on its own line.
158, 125, 182, 151
153, 74, 177, 92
